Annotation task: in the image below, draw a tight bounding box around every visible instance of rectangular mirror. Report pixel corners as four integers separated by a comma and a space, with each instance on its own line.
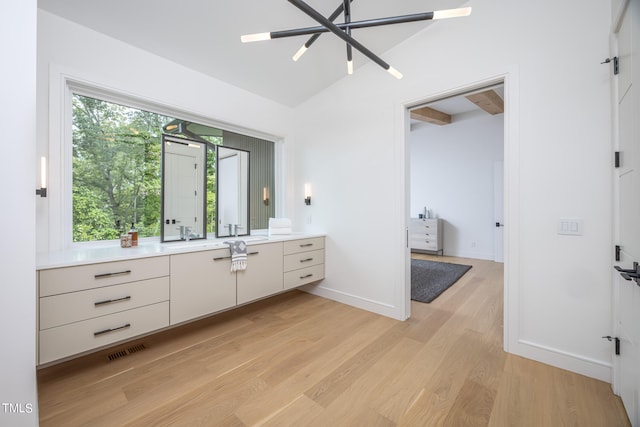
161, 134, 207, 242
216, 146, 250, 238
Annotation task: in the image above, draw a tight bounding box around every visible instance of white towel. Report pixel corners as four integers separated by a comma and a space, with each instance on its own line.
269, 218, 292, 229
269, 227, 292, 236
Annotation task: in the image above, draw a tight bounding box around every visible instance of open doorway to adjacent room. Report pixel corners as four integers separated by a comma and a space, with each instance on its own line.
406, 81, 506, 326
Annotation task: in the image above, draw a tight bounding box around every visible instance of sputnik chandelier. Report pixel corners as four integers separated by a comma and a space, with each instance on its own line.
241, 0, 471, 79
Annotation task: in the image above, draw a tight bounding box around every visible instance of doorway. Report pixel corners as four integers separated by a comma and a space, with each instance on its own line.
403, 77, 510, 348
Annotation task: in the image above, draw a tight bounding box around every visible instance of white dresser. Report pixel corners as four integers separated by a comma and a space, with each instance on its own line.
410, 218, 443, 255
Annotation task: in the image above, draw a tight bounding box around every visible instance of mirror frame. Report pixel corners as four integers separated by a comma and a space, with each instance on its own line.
161, 134, 208, 242
215, 146, 251, 238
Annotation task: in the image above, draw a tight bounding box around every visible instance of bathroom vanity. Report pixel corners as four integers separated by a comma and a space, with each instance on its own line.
36, 235, 325, 365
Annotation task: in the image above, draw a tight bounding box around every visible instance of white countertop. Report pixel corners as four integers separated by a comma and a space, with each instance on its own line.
37, 232, 325, 270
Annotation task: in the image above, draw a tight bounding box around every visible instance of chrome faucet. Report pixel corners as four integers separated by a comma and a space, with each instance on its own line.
227, 224, 242, 237
184, 226, 192, 241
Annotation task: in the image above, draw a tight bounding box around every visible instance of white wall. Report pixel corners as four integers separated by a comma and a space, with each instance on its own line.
0, 1, 39, 425
36, 10, 295, 253
410, 111, 503, 260
294, 0, 613, 381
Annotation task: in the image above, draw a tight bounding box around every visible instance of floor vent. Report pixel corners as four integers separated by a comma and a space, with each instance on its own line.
106, 343, 147, 361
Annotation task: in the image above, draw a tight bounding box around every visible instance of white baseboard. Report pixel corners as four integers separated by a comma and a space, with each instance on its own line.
299, 283, 404, 321
444, 249, 494, 261
513, 339, 612, 382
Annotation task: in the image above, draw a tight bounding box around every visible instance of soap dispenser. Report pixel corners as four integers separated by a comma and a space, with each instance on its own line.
129, 223, 138, 247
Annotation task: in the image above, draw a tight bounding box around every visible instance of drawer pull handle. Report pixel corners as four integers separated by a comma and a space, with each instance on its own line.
94, 270, 132, 279
300, 243, 314, 247
300, 258, 314, 263
94, 323, 131, 337
300, 274, 313, 279
213, 252, 259, 261
213, 256, 230, 261
94, 296, 131, 307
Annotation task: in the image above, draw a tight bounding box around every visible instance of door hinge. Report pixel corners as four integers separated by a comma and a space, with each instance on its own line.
615, 151, 620, 168
603, 336, 621, 355
616, 245, 621, 261
601, 56, 619, 75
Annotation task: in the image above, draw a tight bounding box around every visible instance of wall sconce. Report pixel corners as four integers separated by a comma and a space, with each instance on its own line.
304, 183, 312, 206
263, 187, 270, 206
36, 156, 47, 197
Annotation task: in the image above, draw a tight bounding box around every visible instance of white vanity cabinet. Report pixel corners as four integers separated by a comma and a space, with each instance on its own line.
237, 242, 284, 305
170, 248, 237, 325
37, 235, 325, 365
283, 237, 325, 289
410, 218, 443, 255
38, 257, 170, 364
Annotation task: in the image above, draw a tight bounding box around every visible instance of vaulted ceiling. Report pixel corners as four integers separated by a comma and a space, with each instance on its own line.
38, 0, 467, 107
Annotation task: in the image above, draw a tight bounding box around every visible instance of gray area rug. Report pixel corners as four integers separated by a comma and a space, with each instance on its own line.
411, 259, 472, 303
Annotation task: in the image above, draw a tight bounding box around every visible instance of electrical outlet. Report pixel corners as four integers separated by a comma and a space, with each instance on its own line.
471, 242, 476, 248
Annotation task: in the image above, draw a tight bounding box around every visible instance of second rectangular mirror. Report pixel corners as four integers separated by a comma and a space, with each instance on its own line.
216, 146, 250, 238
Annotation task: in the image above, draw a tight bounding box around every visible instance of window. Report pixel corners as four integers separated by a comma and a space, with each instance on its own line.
71, 93, 276, 243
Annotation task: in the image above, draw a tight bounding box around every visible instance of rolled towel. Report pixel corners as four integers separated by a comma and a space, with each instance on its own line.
224, 240, 247, 271
269, 218, 292, 229
269, 227, 292, 236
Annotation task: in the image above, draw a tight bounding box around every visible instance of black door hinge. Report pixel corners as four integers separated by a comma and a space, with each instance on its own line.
603, 336, 621, 355
615, 151, 620, 168
616, 245, 621, 262
602, 57, 619, 75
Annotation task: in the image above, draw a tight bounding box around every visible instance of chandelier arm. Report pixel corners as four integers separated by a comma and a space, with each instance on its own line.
344, 0, 352, 64
301, 0, 353, 50
271, 12, 435, 39
287, 0, 393, 73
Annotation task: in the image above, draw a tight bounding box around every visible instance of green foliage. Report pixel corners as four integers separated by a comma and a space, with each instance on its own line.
72, 95, 168, 242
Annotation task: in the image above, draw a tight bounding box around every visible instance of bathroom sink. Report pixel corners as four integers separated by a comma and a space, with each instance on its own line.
162, 241, 224, 251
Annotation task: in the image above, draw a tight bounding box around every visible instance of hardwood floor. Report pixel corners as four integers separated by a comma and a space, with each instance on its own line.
37, 255, 630, 426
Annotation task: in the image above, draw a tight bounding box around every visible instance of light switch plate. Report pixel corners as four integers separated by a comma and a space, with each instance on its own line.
558, 218, 583, 235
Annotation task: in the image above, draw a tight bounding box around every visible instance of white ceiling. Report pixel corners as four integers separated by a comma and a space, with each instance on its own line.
38, 0, 467, 107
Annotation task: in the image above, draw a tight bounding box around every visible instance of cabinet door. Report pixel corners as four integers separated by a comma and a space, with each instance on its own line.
170, 249, 236, 325
236, 242, 283, 305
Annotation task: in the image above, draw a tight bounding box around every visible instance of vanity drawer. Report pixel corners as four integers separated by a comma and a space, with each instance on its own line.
39, 301, 169, 364
39, 256, 170, 297
283, 237, 325, 255
283, 249, 325, 272
40, 277, 170, 330
284, 264, 325, 290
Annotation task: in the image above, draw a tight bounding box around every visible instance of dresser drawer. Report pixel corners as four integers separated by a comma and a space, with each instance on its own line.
283, 237, 325, 255
39, 256, 170, 297
39, 301, 169, 364
40, 276, 170, 330
411, 238, 438, 251
283, 249, 324, 272
411, 219, 439, 232
284, 264, 325, 290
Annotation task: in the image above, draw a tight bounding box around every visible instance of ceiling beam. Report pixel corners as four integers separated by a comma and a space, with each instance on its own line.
465, 89, 504, 115
410, 106, 452, 125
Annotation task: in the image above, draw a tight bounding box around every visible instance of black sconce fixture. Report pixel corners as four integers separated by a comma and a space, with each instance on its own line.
304, 183, 312, 206
36, 156, 47, 197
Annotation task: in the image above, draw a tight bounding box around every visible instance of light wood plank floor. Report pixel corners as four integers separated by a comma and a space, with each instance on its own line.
38, 255, 630, 426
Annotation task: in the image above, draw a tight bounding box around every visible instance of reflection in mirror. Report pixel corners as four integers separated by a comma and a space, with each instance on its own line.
161, 135, 207, 242
216, 147, 250, 237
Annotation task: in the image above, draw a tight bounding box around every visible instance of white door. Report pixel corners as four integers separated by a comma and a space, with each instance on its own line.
493, 161, 504, 263
164, 152, 198, 237
612, 1, 640, 424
